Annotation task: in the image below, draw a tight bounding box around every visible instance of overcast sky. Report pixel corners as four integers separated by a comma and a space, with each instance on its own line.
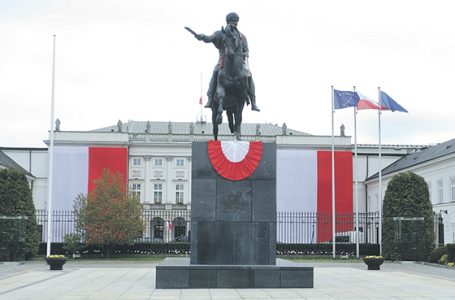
1, 0, 454, 148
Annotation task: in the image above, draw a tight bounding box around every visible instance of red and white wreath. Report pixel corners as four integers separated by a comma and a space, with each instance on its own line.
207, 140, 262, 181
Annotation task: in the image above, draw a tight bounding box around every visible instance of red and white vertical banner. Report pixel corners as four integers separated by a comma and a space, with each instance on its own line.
277, 149, 353, 243
51, 146, 128, 211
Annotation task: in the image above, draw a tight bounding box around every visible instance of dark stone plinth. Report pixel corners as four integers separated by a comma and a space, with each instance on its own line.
190, 142, 276, 266
155, 142, 314, 289
156, 258, 314, 289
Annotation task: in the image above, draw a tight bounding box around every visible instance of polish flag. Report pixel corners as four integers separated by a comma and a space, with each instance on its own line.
51, 146, 128, 210
277, 149, 353, 243
356, 91, 381, 110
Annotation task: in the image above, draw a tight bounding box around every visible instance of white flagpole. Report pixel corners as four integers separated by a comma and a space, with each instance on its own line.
46, 35, 56, 257
200, 72, 203, 121
377, 87, 383, 256
353, 86, 359, 259
331, 86, 336, 259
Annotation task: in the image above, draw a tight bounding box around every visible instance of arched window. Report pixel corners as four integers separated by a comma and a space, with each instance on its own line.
172, 217, 187, 241
151, 217, 164, 240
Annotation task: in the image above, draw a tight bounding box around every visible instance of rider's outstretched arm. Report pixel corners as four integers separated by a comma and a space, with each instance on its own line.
196, 31, 222, 45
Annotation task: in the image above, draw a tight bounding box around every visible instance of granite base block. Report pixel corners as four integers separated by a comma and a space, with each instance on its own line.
155, 258, 313, 289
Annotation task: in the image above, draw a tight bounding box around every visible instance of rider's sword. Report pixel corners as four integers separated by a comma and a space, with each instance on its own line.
184, 26, 198, 37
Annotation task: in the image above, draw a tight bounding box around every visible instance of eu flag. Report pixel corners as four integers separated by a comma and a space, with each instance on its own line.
333, 90, 360, 109
379, 91, 408, 113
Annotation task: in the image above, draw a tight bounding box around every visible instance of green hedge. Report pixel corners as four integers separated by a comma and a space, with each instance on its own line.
0, 169, 39, 260
447, 244, 455, 262
277, 243, 379, 256
38, 242, 379, 257
382, 172, 434, 261
39, 242, 190, 256
428, 246, 447, 263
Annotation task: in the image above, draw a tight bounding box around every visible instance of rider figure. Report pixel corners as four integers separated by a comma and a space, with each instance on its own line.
195, 12, 260, 112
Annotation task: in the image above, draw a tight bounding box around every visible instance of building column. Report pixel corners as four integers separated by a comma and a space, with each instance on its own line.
143, 155, 152, 204
187, 156, 192, 206
165, 156, 173, 205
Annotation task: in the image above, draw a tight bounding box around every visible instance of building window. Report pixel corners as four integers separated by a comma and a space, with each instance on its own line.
427, 181, 432, 203
131, 183, 141, 200
176, 158, 185, 167
175, 184, 184, 204
437, 179, 444, 204
153, 170, 164, 178
450, 177, 455, 202
132, 158, 142, 166
131, 170, 142, 178
173, 217, 187, 241
154, 183, 163, 204
151, 217, 164, 240
452, 223, 455, 243
154, 158, 163, 167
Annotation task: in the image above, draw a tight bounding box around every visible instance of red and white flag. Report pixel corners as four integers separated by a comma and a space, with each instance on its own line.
277, 149, 353, 243
52, 146, 128, 210
356, 91, 381, 110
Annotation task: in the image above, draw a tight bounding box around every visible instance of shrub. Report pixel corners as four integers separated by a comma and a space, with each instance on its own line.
382, 172, 434, 261
439, 254, 448, 265
447, 244, 455, 263
0, 169, 39, 260
428, 246, 447, 263
63, 233, 83, 256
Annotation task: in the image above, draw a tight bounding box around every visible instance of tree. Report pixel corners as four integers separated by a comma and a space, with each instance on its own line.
83, 169, 143, 257
0, 169, 39, 260
63, 193, 86, 257
382, 172, 434, 261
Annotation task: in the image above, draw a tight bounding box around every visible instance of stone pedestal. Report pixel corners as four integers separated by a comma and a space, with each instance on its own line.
191, 142, 276, 266
156, 142, 313, 288
156, 258, 314, 288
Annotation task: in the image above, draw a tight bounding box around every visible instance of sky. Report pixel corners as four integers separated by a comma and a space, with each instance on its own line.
1, 0, 455, 148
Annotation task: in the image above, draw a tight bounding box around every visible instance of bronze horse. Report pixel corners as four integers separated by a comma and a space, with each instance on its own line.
211, 24, 249, 140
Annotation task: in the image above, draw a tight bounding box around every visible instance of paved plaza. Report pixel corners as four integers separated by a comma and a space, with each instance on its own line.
1, 260, 455, 299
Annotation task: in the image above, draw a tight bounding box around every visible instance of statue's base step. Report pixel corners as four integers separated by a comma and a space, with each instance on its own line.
155, 257, 313, 289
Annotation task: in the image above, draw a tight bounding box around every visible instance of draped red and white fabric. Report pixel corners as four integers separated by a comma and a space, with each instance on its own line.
207, 140, 262, 180
52, 146, 128, 210
277, 149, 353, 243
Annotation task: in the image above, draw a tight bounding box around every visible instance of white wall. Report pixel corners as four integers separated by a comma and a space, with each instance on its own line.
3, 148, 48, 209
2, 149, 48, 177
366, 153, 455, 244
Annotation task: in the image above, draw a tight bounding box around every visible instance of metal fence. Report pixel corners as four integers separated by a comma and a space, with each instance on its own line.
35, 209, 380, 244
277, 212, 380, 244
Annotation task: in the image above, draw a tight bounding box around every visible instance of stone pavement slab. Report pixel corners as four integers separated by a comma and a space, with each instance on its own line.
1, 260, 455, 299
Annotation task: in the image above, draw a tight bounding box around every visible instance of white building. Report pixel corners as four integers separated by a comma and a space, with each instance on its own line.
365, 138, 455, 244
2, 120, 425, 212
0, 149, 36, 185
4, 120, 435, 243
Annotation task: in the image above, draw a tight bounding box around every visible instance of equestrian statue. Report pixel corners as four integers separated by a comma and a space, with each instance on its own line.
186, 12, 260, 140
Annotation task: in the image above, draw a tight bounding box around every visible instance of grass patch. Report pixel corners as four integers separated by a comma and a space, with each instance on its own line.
279, 255, 362, 263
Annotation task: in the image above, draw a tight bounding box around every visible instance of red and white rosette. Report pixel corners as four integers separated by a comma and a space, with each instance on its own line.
207, 140, 262, 181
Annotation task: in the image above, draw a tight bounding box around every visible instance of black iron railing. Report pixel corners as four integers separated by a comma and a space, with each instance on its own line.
35, 209, 379, 244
